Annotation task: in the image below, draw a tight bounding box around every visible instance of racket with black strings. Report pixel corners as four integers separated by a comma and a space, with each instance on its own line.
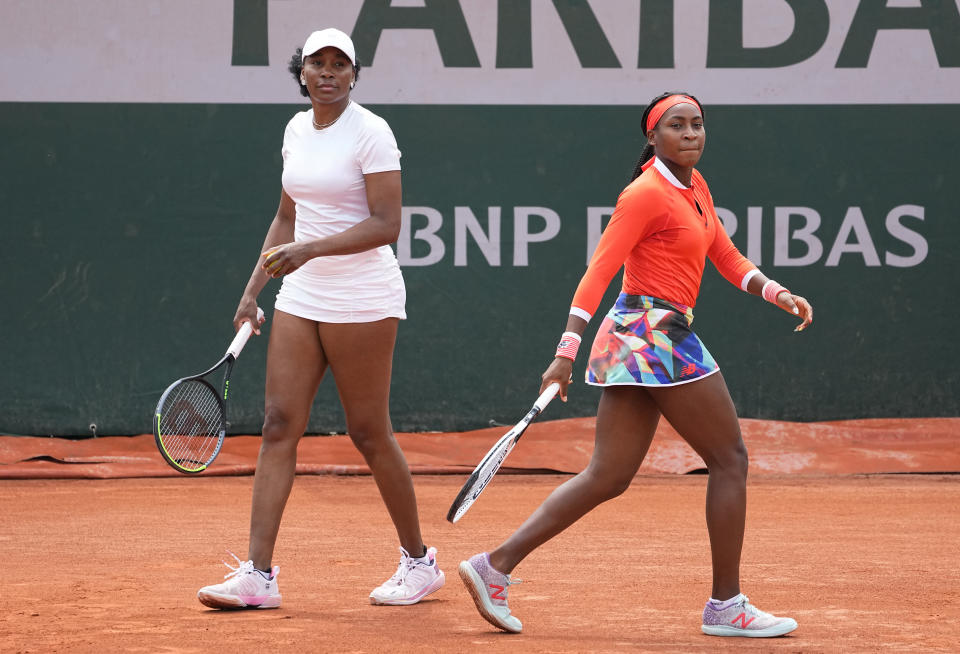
153, 308, 264, 474
446, 382, 560, 523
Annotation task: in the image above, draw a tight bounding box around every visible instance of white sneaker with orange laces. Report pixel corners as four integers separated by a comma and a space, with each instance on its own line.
197, 552, 281, 609
369, 546, 445, 605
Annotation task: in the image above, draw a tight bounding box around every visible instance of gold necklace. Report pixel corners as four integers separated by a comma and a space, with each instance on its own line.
312, 104, 349, 130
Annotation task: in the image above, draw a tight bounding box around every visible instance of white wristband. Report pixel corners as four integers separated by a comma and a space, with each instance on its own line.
740, 269, 760, 291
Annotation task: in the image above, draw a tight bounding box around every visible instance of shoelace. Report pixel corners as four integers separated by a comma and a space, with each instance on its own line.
387, 548, 429, 585
738, 595, 774, 620
483, 556, 520, 589
492, 573, 522, 589
221, 550, 255, 580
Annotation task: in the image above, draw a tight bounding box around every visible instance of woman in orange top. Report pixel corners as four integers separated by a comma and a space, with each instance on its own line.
459, 92, 813, 638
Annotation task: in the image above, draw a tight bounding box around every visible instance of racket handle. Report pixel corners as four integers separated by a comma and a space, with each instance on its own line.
227, 307, 265, 359
533, 382, 560, 412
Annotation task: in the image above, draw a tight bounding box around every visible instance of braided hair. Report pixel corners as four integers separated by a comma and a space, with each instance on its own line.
630, 91, 704, 181
288, 48, 362, 98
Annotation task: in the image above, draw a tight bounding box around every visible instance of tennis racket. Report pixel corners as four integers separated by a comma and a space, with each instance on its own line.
446, 382, 560, 523
153, 308, 265, 474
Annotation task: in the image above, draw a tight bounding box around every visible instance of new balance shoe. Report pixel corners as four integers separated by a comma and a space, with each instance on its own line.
701, 593, 797, 637
197, 552, 281, 609
369, 546, 445, 605
458, 552, 522, 633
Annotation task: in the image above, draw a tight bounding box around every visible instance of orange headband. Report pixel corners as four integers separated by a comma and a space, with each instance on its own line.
645, 94, 699, 134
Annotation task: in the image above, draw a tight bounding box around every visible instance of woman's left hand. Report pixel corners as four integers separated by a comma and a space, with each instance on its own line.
776, 292, 814, 332
261, 242, 311, 278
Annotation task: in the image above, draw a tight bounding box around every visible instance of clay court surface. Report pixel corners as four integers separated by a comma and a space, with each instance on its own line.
2, 419, 959, 653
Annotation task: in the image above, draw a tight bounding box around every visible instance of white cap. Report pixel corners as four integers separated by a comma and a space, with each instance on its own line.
301, 28, 355, 65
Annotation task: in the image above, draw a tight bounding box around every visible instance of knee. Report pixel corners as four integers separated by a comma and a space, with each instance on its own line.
347, 424, 390, 460
707, 439, 749, 479
261, 407, 302, 449
584, 466, 635, 502
605, 474, 635, 500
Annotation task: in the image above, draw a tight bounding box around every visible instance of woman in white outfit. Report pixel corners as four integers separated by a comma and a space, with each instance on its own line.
197, 28, 444, 609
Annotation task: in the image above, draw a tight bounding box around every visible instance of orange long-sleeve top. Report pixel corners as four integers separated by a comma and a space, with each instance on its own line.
571, 158, 755, 317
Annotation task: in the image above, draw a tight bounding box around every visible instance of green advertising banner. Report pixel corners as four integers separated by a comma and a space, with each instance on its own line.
1, 103, 954, 434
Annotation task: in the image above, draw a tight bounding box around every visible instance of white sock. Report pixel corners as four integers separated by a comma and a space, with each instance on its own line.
413, 549, 431, 563
709, 594, 743, 609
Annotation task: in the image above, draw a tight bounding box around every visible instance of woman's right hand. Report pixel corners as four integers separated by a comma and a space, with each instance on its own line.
541, 357, 575, 402
775, 292, 814, 332
233, 297, 265, 335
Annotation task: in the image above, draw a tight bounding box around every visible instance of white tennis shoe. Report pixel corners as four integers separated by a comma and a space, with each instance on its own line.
197, 552, 281, 609
369, 546, 445, 605
459, 552, 522, 633
701, 593, 797, 637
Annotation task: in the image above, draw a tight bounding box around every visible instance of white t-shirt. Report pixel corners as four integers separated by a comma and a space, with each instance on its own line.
280, 101, 402, 277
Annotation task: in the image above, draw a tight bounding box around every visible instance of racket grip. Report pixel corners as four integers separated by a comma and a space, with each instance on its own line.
533, 382, 560, 412
227, 307, 265, 359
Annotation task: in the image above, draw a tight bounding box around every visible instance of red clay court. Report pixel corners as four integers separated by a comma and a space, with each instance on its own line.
3, 417, 959, 652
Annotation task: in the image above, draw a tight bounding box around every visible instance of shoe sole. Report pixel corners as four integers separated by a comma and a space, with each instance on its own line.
702, 619, 798, 638
197, 590, 282, 610
458, 561, 522, 634
368, 571, 446, 606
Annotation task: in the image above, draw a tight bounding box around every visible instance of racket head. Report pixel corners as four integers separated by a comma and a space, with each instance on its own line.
154, 377, 227, 474
446, 429, 520, 523
446, 383, 560, 523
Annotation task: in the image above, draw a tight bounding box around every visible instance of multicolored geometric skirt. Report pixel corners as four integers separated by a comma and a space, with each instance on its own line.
586, 294, 719, 387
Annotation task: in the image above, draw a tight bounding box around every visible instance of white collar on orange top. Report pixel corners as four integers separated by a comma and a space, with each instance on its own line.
652, 156, 689, 189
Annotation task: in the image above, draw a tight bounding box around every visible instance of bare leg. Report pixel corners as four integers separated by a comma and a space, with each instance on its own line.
320, 318, 424, 555
248, 311, 326, 569
646, 372, 748, 600
489, 386, 661, 574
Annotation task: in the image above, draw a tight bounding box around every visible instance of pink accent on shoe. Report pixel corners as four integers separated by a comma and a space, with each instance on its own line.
405, 573, 446, 602
196, 553, 282, 610
368, 546, 445, 606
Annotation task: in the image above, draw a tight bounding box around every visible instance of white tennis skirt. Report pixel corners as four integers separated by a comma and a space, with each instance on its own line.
275, 263, 406, 323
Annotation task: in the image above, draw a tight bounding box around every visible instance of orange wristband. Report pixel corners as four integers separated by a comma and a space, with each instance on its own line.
761, 280, 789, 304
555, 332, 581, 361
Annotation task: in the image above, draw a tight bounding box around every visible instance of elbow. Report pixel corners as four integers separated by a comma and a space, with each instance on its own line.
372, 226, 400, 249
384, 224, 401, 245
374, 215, 402, 246
381, 225, 400, 245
